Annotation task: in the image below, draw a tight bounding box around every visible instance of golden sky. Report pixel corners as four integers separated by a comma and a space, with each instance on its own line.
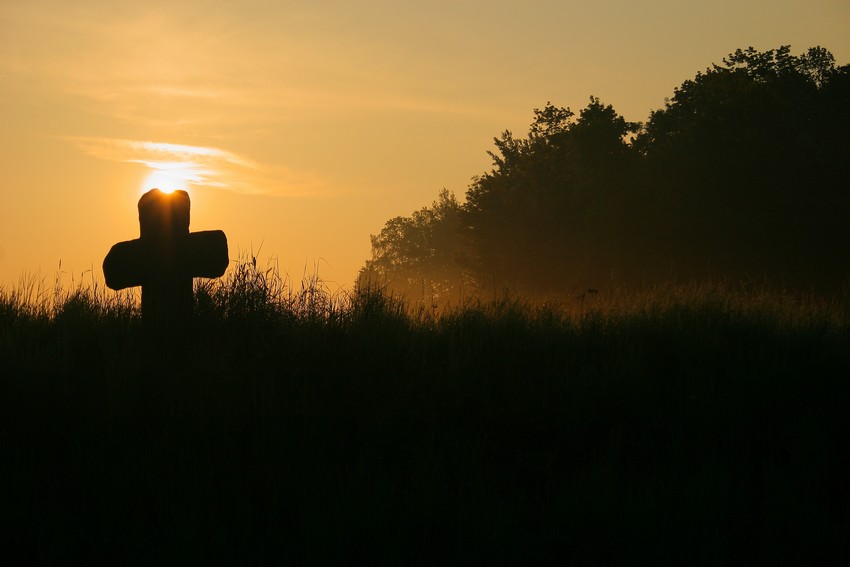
1, 0, 848, 292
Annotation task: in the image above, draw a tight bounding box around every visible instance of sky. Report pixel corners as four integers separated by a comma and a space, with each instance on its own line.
1, 0, 848, 294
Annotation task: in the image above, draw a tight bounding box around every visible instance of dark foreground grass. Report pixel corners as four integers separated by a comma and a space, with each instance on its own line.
2, 265, 849, 564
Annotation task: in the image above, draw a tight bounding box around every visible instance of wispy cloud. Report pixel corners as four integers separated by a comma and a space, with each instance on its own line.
65, 136, 324, 196
70, 138, 251, 166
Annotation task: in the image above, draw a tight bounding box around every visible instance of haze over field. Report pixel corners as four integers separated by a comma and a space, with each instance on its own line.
2, 0, 848, 291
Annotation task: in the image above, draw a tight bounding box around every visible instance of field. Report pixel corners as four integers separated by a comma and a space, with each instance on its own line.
2, 262, 849, 564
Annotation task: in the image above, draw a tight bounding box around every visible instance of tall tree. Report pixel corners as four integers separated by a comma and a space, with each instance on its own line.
635, 45, 850, 288
462, 98, 639, 295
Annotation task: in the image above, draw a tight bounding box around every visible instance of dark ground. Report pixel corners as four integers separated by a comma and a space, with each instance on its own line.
2, 291, 849, 565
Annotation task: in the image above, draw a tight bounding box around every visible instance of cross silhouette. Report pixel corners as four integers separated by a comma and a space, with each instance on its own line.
103, 189, 228, 327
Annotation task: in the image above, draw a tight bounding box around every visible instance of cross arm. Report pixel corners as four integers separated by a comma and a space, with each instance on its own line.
186, 230, 229, 278
103, 239, 146, 290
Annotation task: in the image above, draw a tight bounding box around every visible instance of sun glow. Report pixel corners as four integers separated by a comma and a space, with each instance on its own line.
141, 164, 198, 194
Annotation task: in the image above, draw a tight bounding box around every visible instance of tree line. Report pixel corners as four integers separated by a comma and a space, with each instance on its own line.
359, 46, 850, 303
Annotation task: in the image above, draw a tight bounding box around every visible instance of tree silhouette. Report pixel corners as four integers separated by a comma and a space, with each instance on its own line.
361, 46, 850, 299
462, 98, 640, 294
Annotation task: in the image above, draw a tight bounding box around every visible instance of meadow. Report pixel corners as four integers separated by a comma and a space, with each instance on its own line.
2, 261, 849, 564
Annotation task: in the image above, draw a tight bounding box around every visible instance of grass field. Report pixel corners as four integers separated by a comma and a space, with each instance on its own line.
2, 262, 849, 564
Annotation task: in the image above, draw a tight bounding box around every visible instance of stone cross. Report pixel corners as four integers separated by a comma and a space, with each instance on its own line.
103, 189, 228, 327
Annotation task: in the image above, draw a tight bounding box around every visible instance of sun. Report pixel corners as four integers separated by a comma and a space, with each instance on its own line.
141, 166, 195, 194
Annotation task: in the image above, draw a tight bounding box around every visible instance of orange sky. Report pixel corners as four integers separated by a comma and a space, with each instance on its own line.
2, 0, 848, 294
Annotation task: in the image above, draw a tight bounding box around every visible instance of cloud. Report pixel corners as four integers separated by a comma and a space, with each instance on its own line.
70, 137, 253, 167
65, 136, 324, 196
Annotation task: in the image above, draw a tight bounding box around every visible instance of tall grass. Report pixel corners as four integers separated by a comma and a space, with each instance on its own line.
2, 259, 849, 564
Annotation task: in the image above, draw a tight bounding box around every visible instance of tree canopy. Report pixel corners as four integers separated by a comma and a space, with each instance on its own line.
360, 46, 850, 303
